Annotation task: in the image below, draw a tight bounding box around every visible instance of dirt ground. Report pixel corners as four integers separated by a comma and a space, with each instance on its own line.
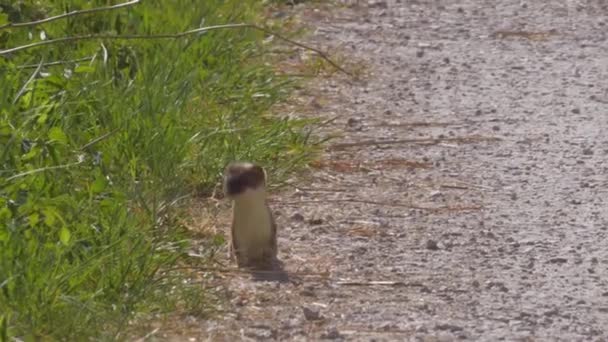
159, 1, 608, 341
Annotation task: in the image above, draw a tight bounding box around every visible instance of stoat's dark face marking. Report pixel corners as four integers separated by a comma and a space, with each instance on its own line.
223, 162, 266, 197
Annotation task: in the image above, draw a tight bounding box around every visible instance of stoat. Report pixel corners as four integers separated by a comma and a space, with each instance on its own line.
223, 162, 277, 270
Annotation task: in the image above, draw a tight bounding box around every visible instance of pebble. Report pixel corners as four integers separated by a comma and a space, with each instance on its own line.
426, 239, 440, 251
548, 257, 568, 264
291, 213, 305, 222
300, 286, 315, 297
302, 306, 322, 321
309, 217, 324, 225
435, 323, 464, 332
320, 327, 342, 339
346, 118, 359, 127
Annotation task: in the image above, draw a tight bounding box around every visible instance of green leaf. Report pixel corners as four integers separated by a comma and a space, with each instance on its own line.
28, 213, 39, 226
91, 174, 107, 194
74, 65, 95, 74
48, 127, 68, 145
21, 145, 40, 161
0, 124, 11, 137
212, 234, 225, 246
0, 207, 11, 221
37, 112, 48, 124
59, 227, 71, 245
43, 208, 57, 226
0, 314, 8, 342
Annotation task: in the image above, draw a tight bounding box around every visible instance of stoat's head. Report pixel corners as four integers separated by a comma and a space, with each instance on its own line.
223, 161, 267, 200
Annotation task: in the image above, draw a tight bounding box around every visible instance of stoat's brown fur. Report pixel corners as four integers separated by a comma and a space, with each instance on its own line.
223, 162, 277, 269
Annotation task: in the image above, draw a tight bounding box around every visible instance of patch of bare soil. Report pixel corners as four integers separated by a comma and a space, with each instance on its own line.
155, 1, 608, 340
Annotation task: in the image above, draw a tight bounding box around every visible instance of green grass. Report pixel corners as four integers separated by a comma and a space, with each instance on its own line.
0, 1, 321, 340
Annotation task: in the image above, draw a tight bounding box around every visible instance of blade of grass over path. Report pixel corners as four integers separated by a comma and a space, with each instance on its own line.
0, 0, 322, 339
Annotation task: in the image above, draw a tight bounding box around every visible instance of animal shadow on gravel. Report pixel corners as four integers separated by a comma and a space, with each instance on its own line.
248, 258, 290, 283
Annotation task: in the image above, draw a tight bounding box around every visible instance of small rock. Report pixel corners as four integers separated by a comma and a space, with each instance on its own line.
302, 306, 322, 321
300, 286, 315, 297
492, 125, 500, 131
309, 217, 324, 225
544, 308, 559, 316
458, 332, 469, 340
548, 257, 568, 264
415, 324, 428, 333
291, 213, 305, 222
368, 0, 388, 9
416, 50, 425, 58
435, 323, 464, 332
486, 281, 508, 292
572, 108, 581, 114
426, 239, 440, 251
346, 118, 359, 127
429, 190, 443, 198
582, 148, 593, 155
321, 327, 342, 339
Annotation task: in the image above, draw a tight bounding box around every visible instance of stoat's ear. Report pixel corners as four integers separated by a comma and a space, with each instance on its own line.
249, 164, 267, 186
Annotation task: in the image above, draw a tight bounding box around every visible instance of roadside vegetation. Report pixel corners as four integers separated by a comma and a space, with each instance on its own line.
0, 0, 323, 339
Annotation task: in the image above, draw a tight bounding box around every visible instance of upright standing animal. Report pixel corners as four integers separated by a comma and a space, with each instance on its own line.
223, 161, 277, 269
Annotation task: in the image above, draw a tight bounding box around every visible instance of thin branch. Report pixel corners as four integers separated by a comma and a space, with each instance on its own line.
13, 58, 44, 104
277, 199, 484, 212
328, 135, 502, 150
79, 128, 119, 150
372, 121, 461, 128
253, 25, 352, 77
0, 0, 141, 30
17, 56, 94, 69
0, 23, 249, 55
164, 265, 330, 278
5, 160, 83, 182
134, 328, 159, 342
0, 23, 352, 77
336, 280, 425, 287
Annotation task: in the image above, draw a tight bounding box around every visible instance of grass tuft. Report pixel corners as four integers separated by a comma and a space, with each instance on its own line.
0, 0, 321, 339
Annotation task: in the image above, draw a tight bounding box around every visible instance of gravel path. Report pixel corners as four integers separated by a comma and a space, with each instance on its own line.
165, 1, 608, 341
